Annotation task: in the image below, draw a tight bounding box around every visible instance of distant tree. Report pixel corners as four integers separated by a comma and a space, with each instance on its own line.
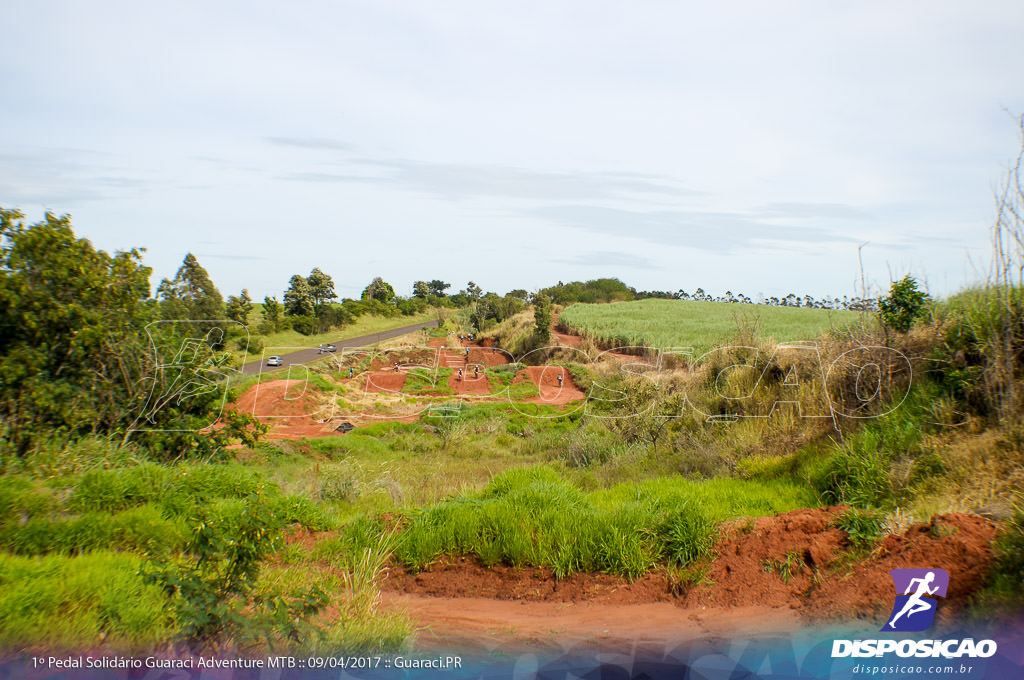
507, 289, 529, 301
533, 293, 552, 344
260, 295, 284, 334
879, 275, 929, 333
427, 280, 451, 297
283, 275, 314, 317
225, 289, 253, 325
307, 267, 336, 310
462, 281, 483, 300
362, 276, 396, 303
412, 281, 430, 298
157, 253, 224, 323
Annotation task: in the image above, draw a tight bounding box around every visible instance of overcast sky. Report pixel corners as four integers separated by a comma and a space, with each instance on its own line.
2, 1, 1023, 301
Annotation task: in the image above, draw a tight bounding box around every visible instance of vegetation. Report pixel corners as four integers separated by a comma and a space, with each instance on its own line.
3, 124, 1024, 653
558, 298, 862, 356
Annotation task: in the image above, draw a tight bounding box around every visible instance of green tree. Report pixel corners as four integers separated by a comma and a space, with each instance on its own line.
157, 253, 224, 323
259, 296, 284, 334
362, 276, 396, 303
225, 289, 253, 325
306, 267, 336, 313
0, 209, 263, 456
412, 281, 430, 298
878, 275, 929, 333
533, 293, 552, 344
427, 280, 450, 296
283, 275, 314, 317
462, 281, 483, 300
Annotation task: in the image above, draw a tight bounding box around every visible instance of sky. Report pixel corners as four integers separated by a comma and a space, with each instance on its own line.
2, 1, 1023, 301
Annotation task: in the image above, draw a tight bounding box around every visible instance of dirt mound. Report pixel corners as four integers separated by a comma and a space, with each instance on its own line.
364, 371, 407, 393
683, 508, 996, 627
230, 379, 338, 439
469, 346, 513, 366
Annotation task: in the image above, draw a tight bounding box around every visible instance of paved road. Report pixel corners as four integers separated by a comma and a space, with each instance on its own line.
239, 319, 439, 376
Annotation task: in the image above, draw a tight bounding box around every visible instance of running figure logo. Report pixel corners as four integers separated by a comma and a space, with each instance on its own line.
881, 568, 950, 632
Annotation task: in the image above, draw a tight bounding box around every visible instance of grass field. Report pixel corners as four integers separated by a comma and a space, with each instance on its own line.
559, 299, 863, 355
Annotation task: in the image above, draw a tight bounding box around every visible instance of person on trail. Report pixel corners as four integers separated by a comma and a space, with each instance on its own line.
474, 366, 479, 378
458, 368, 463, 381
888, 572, 940, 629
465, 347, 470, 358
348, 367, 354, 379
394, 362, 399, 373
557, 373, 564, 388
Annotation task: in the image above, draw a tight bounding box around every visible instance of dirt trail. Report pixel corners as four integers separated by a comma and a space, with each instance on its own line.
552, 314, 652, 363
375, 508, 1000, 650
383, 592, 800, 653
440, 345, 492, 396
519, 365, 586, 404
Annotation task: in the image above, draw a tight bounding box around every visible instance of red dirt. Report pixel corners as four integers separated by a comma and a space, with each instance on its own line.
231, 379, 339, 440
375, 508, 1001, 650
552, 315, 653, 363
683, 508, 997, 627
521, 365, 586, 404
551, 314, 582, 348
364, 371, 407, 393
384, 593, 800, 653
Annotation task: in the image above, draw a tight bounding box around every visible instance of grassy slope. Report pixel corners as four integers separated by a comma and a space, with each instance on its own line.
559, 299, 863, 355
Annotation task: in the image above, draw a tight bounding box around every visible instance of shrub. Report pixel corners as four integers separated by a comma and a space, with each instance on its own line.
879, 275, 929, 333
145, 492, 326, 647
832, 507, 886, 548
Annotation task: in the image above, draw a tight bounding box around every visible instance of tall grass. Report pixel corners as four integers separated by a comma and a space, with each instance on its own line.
0, 551, 176, 650
394, 465, 814, 578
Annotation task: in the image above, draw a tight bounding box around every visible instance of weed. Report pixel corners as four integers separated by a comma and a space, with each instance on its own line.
832, 508, 886, 549
762, 550, 806, 584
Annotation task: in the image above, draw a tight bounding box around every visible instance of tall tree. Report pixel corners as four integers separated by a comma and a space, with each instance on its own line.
157, 253, 224, 322
260, 295, 283, 333
225, 289, 253, 325
427, 280, 450, 297
306, 267, 337, 312
462, 281, 483, 300
362, 276, 395, 303
533, 293, 552, 344
283, 275, 314, 317
412, 281, 430, 298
